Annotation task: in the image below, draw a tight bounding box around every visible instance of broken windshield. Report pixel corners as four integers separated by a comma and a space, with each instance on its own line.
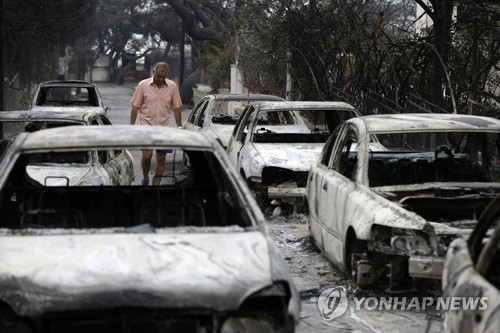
368, 131, 500, 186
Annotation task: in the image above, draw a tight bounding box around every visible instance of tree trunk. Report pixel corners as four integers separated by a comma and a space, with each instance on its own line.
429, 0, 454, 111
0, 0, 4, 111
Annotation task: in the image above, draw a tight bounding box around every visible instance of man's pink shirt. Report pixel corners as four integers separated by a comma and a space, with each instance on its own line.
130, 78, 182, 126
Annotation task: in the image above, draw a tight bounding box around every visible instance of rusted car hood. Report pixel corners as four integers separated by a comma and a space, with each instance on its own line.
254, 143, 323, 171
0, 231, 272, 316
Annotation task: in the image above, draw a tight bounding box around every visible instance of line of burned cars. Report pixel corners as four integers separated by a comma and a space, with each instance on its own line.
0, 125, 300, 332
306, 113, 500, 291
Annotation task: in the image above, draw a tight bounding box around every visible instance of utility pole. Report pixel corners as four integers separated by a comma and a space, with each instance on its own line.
0, 0, 4, 110
285, 1, 292, 101
469, 2, 478, 115
286, 51, 292, 101
179, 0, 186, 86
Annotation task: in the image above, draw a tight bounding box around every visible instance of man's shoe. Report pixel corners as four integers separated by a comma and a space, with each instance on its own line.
141, 179, 149, 186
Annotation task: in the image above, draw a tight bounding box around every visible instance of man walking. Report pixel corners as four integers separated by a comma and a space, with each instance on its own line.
130, 62, 183, 185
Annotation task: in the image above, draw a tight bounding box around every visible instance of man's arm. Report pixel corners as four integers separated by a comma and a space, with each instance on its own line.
173, 106, 182, 127
130, 105, 140, 125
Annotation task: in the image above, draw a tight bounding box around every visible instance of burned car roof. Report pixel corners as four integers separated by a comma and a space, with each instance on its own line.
0, 109, 106, 122
209, 93, 283, 101
36, 80, 99, 87
40, 80, 95, 84
256, 100, 359, 111
351, 113, 500, 133
18, 125, 214, 151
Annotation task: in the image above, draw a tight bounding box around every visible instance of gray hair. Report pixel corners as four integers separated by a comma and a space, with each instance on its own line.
154, 62, 169, 72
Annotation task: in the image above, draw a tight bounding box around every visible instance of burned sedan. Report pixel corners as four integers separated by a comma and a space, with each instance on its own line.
442, 194, 500, 333
226, 101, 360, 210
0, 125, 299, 332
30, 80, 108, 115
0, 110, 133, 186
306, 114, 500, 291
184, 93, 283, 148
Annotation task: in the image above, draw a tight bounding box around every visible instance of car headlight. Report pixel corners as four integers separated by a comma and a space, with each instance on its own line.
391, 235, 432, 256
372, 225, 433, 256
222, 283, 292, 333
221, 317, 274, 333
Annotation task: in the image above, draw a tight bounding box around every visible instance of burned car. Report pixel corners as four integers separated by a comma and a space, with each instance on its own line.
307, 113, 500, 291
0, 125, 299, 332
0, 110, 132, 186
184, 93, 283, 148
442, 194, 500, 333
30, 80, 108, 115
226, 101, 360, 210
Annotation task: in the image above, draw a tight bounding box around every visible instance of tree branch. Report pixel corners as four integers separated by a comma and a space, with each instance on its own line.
164, 0, 224, 47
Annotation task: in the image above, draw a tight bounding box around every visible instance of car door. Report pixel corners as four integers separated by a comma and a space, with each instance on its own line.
104, 149, 134, 185
444, 196, 500, 333
91, 115, 133, 185
184, 97, 209, 131
319, 124, 360, 268
464, 197, 500, 332
308, 129, 339, 252
227, 105, 257, 170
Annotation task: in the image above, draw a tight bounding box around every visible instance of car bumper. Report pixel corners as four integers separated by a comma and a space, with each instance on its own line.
408, 256, 444, 279
267, 186, 306, 199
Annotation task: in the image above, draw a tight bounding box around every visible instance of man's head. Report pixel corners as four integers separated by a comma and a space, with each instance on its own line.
153, 62, 169, 86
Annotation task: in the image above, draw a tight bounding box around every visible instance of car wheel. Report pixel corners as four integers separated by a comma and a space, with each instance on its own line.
345, 230, 373, 288
244, 178, 269, 210
307, 212, 320, 252
252, 187, 268, 209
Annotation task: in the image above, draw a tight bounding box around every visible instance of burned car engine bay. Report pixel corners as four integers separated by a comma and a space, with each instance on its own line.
351, 130, 500, 290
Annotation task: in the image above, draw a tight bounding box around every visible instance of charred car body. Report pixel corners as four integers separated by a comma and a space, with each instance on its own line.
30, 80, 108, 115
306, 114, 500, 291
442, 194, 500, 333
226, 101, 360, 210
0, 110, 133, 186
184, 93, 283, 148
0, 125, 299, 332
